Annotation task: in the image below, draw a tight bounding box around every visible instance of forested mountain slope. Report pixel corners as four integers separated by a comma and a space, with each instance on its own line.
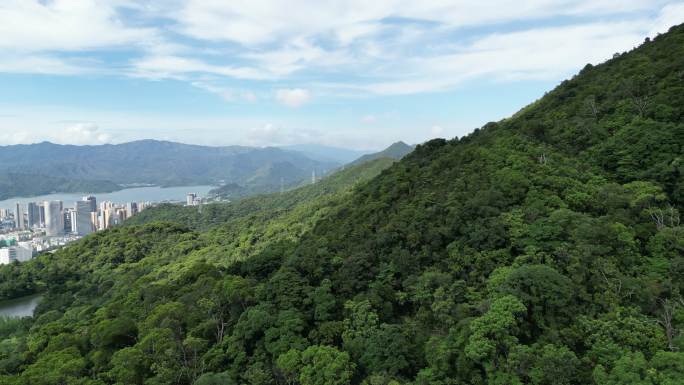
0, 157, 396, 303
1, 25, 683, 385
126, 157, 396, 231
348, 141, 415, 166
207, 141, 413, 200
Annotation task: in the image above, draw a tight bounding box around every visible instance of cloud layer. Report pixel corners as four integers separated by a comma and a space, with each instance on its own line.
1, 0, 681, 99
0, 1, 683, 148
275, 89, 311, 108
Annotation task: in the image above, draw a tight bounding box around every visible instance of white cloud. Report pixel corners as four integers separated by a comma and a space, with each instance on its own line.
189, 82, 260, 103
131, 55, 270, 80
241, 37, 359, 78
246, 123, 317, 146
275, 88, 312, 108
56, 122, 111, 145
0, 0, 158, 76
0, 0, 680, 103
358, 19, 660, 95
162, 0, 683, 98
0, 0, 683, 148
0, 130, 34, 145
190, 82, 235, 101
362, 115, 377, 123
0, 0, 155, 51
174, 0, 388, 46
431, 125, 444, 136
171, 0, 667, 47
0, 54, 89, 75
243, 91, 258, 103
0, 121, 112, 145
650, 2, 684, 35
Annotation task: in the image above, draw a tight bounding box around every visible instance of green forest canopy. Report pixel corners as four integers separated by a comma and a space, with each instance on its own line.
0, 24, 683, 385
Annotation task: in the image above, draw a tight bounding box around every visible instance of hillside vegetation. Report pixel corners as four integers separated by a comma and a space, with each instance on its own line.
348, 141, 415, 166
207, 142, 411, 200
0, 25, 683, 385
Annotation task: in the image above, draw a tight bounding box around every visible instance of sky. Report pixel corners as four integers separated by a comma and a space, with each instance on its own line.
0, 1, 683, 150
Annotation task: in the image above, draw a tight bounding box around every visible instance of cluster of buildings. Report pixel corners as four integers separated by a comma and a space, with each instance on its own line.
0, 196, 152, 265
0, 238, 33, 265
186, 193, 203, 206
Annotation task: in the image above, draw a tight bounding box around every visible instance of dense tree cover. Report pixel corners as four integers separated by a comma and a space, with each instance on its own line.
126, 157, 397, 232
1, 25, 683, 385
0, 263, 41, 301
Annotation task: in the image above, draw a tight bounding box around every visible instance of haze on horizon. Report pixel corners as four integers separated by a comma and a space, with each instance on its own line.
1, 0, 683, 150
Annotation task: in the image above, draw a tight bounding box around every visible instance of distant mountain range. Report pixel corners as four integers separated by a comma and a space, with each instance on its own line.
0, 140, 412, 201
281, 144, 372, 163
0, 140, 341, 200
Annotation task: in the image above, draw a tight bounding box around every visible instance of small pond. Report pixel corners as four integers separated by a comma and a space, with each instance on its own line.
0, 293, 43, 318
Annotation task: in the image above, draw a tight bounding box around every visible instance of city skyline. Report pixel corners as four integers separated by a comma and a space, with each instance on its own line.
0, 191, 193, 264
1, 1, 683, 149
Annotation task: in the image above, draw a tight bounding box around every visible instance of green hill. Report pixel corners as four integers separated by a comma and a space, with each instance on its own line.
1, 25, 683, 385
348, 141, 415, 166
126, 157, 397, 232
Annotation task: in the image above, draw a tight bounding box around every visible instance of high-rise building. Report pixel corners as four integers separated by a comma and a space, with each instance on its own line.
83, 196, 97, 212
91, 212, 98, 231
14, 203, 25, 230
39, 204, 46, 227
74, 201, 95, 236
63, 209, 74, 233
44, 201, 64, 236
27, 202, 40, 228
116, 208, 126, 224
126, 202, 138, 218
100, 201, 114, 229
187, 193, 197, 206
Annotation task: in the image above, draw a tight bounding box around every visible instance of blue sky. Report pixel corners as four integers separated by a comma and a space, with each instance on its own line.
0, 1, 683, 150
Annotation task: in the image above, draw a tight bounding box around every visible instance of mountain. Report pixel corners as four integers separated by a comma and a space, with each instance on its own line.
208, 161, 336, 200
281, 144, 372, 164
348, 141, 415, 166
0, 140, 338, 199
0, 172, 121, 200
1, 24, 684, 385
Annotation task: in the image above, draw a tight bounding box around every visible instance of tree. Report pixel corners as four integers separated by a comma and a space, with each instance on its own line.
193, 371, 236, 385
529, 344, 582, 385
465, 295, 527, 382
19, 347, 86, 385
493, 264, 575, 332
593, 351, 650, 385
299, 345, 355, 385
108, 347, 147, 385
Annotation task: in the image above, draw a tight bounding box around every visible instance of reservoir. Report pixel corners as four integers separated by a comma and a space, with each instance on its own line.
0, 185, 215, 211
0, 294, 43, 318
